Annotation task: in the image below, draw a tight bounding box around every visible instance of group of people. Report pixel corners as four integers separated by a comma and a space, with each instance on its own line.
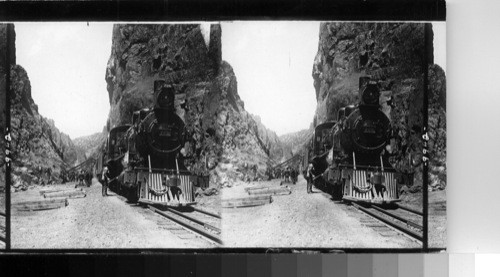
37, 166, 53, 185
74, 170, 93, 188
242, 162, 259, 183
264, 164, 316, 193
63, 170, 90, 184
282, 166, 299, 184
36, 166, 92, 187
266, 166, 299, 184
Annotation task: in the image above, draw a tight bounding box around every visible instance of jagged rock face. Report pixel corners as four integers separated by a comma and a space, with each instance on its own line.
10, 64, 79, 189
312, 23, 431, 124
105, 24, 220, 128
192, 62, 277, 184
428, 64, 446, 189
250, 114, 290, 163
44, 118, 80, 164
105, 24, 283, 186
312, 23, 446, 189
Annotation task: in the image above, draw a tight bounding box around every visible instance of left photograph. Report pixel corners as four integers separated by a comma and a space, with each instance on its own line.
10, 23, 222, 248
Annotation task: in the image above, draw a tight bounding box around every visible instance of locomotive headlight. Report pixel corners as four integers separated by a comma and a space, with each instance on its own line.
157, 91, 169, 107
157, 88, 175, 109
361, 82, 380, 105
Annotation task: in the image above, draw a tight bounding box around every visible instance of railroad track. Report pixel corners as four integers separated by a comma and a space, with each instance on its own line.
0, 210, 5, 247
147, 205, 222, 246
351, 202, 423, 243
111, 190, 222, 246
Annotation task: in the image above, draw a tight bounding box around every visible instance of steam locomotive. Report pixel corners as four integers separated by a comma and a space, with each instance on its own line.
96, 80, 208, 205
305, 76, 408, 204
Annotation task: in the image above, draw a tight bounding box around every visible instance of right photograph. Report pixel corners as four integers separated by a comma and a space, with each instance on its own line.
219, 22, 446, 249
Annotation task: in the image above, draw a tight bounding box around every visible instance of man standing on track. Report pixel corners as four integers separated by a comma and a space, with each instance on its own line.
291, 168, 297, 184
284, 166, 291, 183
77, 170, 85, 187
85, 171, 92, 187
306, 163, 315, 194
102, 166, 110, 197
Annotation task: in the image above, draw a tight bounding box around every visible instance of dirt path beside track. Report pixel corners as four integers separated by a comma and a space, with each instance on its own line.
11, 179, 213, 249
222, 176, 420, 248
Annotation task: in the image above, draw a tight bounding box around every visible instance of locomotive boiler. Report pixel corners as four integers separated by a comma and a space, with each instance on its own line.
307, 76, 405, 204
96, 80, 208, 205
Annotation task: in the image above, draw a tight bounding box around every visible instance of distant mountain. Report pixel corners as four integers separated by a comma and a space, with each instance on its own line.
279, 128, 313, 157
73, 131, 107, 161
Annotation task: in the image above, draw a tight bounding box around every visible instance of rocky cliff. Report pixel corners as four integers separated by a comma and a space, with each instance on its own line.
104, 24, 288, 187
9, 25, 81, 190
250, 114, 290, 163
427, 64, 446, 189
312, 23, 446, 190
10, 64, 82, 190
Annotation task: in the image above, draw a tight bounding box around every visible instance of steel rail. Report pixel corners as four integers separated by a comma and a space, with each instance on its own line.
165, 207, 220, 233
191, 206, 221, 219
371, 205, 423, 230
352, 203, 423, 242
396, 204, 423, 216
148, 205, 222, 245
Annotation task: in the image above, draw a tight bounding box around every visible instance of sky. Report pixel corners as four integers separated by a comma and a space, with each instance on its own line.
14, 22, 446, 139
15, 23, 113, 139
433, 22, 446, 72
221, 21, 320, 136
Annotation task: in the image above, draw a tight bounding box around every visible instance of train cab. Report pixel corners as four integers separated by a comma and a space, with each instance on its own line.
107, 125, 132, 160
312, 121, 336, 157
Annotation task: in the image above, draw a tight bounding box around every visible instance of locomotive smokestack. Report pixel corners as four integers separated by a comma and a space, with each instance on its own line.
359, 76, 380, 106
154, 80, 166, 94
154, 80, 175, 111
359, 76, 372, 91
153, 79, 175, 122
